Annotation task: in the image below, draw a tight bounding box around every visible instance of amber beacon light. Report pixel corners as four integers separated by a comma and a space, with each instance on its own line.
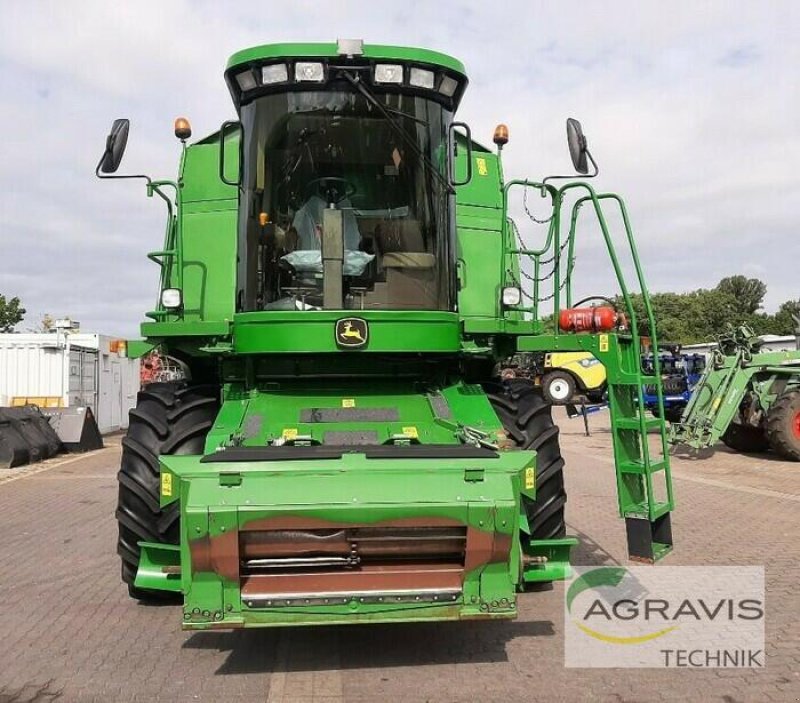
174, 117, 192, 141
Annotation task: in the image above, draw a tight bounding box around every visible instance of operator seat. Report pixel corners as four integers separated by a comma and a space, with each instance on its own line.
382, 252, 438, 309
292, 195, 361, 250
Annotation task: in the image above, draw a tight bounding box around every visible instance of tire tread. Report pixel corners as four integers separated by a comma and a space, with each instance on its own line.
486, 379, 567, 540
116, 381, 219, 600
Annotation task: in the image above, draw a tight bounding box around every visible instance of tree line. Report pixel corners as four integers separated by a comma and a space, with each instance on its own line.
620, 276, 799, 344
0, 296, 60, 333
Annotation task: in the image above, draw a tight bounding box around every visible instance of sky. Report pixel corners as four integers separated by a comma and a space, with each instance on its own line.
0, 0, 797, 337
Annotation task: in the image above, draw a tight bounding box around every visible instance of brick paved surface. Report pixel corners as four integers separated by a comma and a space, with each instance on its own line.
1, 415, 798, 703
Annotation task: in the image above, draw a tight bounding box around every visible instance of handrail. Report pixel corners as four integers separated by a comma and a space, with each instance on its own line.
501, 181, 558, 325
502, 180, 657, 349
499, 177, 674, 523
144, 180, 181, 321
558, 187, 673, 510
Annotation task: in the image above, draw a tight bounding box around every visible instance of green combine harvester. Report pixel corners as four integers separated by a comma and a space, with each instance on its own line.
98, 40, 674, 630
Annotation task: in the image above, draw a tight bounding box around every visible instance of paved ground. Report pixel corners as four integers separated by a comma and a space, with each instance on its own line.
1, 413, 798, 703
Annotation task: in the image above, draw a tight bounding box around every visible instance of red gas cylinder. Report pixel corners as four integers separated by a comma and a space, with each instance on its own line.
558, 306, 620, 333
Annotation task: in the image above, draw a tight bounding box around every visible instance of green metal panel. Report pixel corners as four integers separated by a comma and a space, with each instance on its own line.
141, 320, 231, 338
457, 203, 505, 231
203, 378, 505, 451
135, 542, 181, 592
125, 339, 155, 359
454, 143, 508, 323
181, 136, 239, 203
457, 227, 502, 319
176, 131, 239, 323
232, 311, 461, 354
180, 208, 237, 322
455, 140, 502, 209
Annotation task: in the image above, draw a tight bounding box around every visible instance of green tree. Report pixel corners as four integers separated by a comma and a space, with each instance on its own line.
0, 294, 25, 332
618, 287, 743, 344
39, 314, 55, 332
772, 299, 800, 335
716, 276, 767, 315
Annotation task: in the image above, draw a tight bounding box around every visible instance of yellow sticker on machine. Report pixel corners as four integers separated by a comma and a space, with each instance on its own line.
282, 428, 298, 440
599, 334, 609, 352
402, 426, 419, 439
161, 471, 172, 498
476, 157, 488, 176
524, 467, 535, 491
342, 398, 356, 408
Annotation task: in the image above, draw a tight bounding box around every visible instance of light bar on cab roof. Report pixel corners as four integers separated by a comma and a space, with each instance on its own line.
235, 69, 257, 91
374, 64, 404, 84
295, 62, 325, 82
438, 75, 458, 97
230, 58, 463, 107
262, 63, 289, 85
409, 67, 435, 89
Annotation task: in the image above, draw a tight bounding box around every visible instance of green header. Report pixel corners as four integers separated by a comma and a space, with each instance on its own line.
226, 41, 467, 77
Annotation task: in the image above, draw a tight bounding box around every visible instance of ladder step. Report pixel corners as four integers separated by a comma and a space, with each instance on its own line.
624, 501, 672, 521
614, 417, 663, 431
618, 459, 668, 475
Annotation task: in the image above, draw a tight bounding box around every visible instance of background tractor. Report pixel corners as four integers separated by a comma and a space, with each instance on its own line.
98, 40, 674, 630
497, 351, 606, 405
672, 323, 800, 459
642, 349, 706, 424
540, 351, 606, 405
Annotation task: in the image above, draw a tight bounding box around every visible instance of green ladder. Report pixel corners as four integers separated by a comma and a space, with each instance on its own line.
606, 336, 674, 562
505, 181, 676, 562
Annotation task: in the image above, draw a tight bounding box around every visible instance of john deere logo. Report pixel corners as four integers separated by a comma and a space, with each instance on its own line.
335, 318, 368, 348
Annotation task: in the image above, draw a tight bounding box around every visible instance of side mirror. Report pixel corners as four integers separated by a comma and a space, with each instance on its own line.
543, 117, 599, 186
99, 119, 130, 174
566, 118, 588, 174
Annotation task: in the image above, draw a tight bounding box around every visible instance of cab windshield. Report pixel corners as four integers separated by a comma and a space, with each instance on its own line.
237, 90, 453, 312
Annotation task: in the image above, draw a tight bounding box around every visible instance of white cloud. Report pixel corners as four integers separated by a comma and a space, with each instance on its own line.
0, 0, 797, 336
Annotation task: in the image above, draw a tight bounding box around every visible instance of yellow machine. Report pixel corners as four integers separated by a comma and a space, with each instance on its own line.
541, 351, 607, 404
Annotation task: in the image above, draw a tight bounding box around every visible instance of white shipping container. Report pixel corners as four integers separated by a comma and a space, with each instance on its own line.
0, 332, 140, 434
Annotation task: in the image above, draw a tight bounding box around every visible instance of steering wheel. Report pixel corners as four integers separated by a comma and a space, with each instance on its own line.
305, 177, 357, 205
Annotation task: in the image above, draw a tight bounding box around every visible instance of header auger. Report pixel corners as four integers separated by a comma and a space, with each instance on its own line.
99, 39, 673, 630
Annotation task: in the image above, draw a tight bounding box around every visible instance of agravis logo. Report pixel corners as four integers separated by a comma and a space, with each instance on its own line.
567, 567, 678, 644
564, 566, 765, 668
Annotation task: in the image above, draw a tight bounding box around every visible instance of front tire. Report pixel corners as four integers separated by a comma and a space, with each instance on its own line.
720, 422, 769, 454
663, 406, 685, 424
116, 382, 219, 600
486, 379, 567, 540
542, 371, 576, 405
766, 391, 800, 461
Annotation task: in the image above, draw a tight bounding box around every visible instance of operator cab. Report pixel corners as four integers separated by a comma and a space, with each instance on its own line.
231, 45, 467, 313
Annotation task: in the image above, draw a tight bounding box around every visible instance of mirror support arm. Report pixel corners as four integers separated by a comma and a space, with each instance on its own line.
94, 159, 176, 220
95, 155, 152, 184
541, 150, 599, 190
